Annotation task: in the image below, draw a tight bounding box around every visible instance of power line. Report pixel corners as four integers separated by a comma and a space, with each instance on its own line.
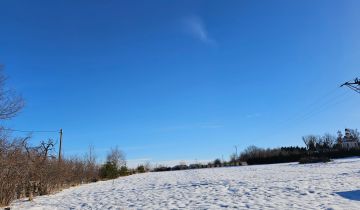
277, 86, 342, 128
2, 127, 63, 162
0, 128, 59, 133
341, 77, 360, 94
298, 91, 349, 123
261, 85, 348, 142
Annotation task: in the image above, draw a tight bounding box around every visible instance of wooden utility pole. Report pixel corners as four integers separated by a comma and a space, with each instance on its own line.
234, 145, 238, 158
58, 128, 63, 162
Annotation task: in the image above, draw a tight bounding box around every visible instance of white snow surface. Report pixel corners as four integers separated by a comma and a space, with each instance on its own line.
10, 158, 360, 210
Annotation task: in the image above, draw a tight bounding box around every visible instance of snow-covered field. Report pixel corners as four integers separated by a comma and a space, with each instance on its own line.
10, 158, 360, 210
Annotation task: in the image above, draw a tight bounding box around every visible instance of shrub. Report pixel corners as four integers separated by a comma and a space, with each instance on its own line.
213, 159, 222, 167
99, 162, 118, 179
172, 164, 188, 171
0, 137, 102, 207
136, 165, 146, 173
119, 166, 129, 176
299, 156, 330, 164
152, 166, 171, 172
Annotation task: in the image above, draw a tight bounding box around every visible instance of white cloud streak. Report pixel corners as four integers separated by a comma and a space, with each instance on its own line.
182, 15, 216, 45
245, 113, 262, 119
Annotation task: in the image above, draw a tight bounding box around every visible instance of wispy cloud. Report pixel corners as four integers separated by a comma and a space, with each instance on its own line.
245, 113, 262, 119
182, 15, 216, 45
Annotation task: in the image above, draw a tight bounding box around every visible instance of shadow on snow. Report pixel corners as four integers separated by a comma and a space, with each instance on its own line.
336, 190, 360, 201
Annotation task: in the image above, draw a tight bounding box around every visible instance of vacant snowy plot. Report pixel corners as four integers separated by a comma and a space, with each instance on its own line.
10, 158, 360, 210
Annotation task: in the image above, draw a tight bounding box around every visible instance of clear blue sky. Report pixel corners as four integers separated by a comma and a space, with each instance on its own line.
1, 0, 359, 166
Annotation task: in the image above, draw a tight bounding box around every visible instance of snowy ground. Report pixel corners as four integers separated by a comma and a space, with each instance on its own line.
10, 158, 360, 210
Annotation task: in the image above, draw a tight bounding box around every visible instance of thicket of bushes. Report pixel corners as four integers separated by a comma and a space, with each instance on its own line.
0, 137, 99, 206
299, 156, 330, 164
0, 136, 150, 207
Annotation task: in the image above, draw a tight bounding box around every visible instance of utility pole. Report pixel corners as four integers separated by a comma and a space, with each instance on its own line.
234, 145, 238, 158
341, 78, 360, 94
58, 128, 63, 162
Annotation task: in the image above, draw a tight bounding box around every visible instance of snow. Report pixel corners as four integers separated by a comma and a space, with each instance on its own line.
10, 158, 360, 209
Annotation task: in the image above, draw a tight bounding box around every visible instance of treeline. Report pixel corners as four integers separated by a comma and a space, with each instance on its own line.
152, 162, 225, 172
152, 159, 247, 172
237, 144, 360, 165
238, 146, 307, 165
150, 146, 307, 172
236, 130, 360, 165
152, 130, 360, 172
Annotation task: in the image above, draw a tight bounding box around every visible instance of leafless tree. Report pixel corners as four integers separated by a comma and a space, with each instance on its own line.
337, 130, 343, 144
229, 153, 237, 165
143, 161, 151, 172
302, 135, 317, 151
0, 66, 24, 120
84, 144, 98, 181
349, 129, 360, 142
322, 133, 336, 149
106, 146, 126, 168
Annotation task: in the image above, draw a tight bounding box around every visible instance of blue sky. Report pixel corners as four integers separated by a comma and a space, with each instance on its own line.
1, 0, 360, 167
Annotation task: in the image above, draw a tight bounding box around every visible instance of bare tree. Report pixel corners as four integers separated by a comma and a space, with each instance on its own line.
0, 66, 24, 120
322, 133, 336, 149
336, 130, 343, 144
143, 161, 151, 172
84, 144, 98, 181
229, 153, 237, 165
302, 135, 317, 151
349, 129, 360, 142
106, 147, 126, 168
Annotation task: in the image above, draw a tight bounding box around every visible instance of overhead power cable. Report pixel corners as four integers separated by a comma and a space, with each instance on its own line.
0, 128, 59, 133
277, 86, 342, 128
341, 77, 360, 94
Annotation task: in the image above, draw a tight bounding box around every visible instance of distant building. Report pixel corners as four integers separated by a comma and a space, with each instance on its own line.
342, 128, 359, 149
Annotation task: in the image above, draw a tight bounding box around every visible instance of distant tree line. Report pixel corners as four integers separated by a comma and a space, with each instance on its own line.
237, 130, 360, 165
151, 130, 360, 172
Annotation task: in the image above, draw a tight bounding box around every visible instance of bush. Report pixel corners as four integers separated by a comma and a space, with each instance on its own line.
172, 164, 188, 171
299, 156, 330, 164
0, 137, 102, 207
189, 163, 203, 169
152, 166, 171, 172
213, 159, 222, 167
136, 165, 146, 173
99, 162, 118, 179
119, 166, 129, 176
